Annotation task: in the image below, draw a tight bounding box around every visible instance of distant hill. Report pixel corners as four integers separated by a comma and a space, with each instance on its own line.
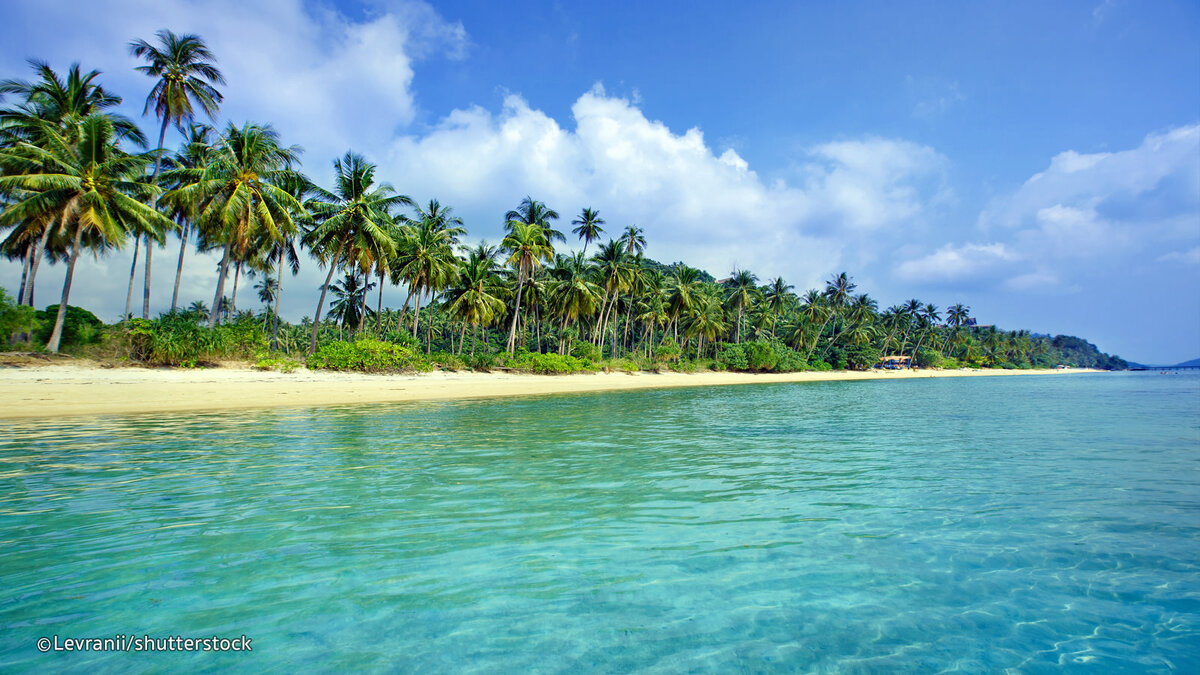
1126, 357, 1200, 369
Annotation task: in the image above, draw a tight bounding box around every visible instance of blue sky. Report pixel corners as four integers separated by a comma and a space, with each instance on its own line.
2, 0, 1198, 362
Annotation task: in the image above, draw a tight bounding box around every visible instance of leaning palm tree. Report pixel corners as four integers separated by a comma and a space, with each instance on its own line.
500, 220, 554, 353
724, 268, 758, 343
164, 123, 304, 328
0, 115, 171, 351
130, 29, 224, 319
570, 207, 604, 255
303, 151, 407, 353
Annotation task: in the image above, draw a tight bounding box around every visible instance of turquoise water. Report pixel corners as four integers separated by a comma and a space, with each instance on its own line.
1, 372, 1198, 672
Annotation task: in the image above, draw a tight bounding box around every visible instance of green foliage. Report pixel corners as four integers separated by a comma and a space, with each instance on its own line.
744, 341, 779, 371
428, 351, 467, 371
774, 346, 807, 372
0, 290, 35, 346
35, 304, 104, 349
714, 342, 748, 370
255, 357, 300, 373
809, 359, 833, 371
306, 339, 431, 373
570, 340, 600, 361
654, 339, 682, 363
604, 358, 641, 373
845, 344, 882, 370
1051, 335, 1128, 370
496, 350, 598, 374
468, 352, 497, 372
125, 315, 268, 366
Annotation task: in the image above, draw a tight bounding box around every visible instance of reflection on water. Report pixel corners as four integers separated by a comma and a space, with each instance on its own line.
1, 373, 1198, 671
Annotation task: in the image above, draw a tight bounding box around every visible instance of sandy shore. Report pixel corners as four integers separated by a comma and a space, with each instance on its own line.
0, 363, 1102, 420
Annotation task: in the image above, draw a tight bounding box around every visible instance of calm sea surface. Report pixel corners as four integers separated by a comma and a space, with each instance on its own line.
1, 372, 1198, 672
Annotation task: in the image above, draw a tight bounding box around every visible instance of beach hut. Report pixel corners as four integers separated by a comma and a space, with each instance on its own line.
876, 355, 912, 370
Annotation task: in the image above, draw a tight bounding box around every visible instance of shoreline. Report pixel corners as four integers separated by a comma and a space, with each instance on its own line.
0, 364, 1104, 421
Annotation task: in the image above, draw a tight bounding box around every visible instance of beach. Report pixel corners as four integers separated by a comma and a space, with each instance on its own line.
0, 363, 1099, 420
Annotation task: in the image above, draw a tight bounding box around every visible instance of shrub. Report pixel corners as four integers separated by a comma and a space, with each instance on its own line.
654, 339, 682, 364
468, 352, 496, 372
35, 304, 104, 349
845, 344, 882, 371
809, 359, 833, 372
306, 339, 431, 373
714, 342, 748, 370
0, 289, 36, 347
605, 358, 641, 373
570, 340, 600, 361
255, 357, 300, 373
428, 351, 467, 371
744, 341, 779, 371
775, 346, 807, 372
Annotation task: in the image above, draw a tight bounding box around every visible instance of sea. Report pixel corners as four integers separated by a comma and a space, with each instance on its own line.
1, 371, 1197, 672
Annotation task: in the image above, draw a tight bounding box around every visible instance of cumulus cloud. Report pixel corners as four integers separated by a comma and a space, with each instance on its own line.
894, 243, 1017, 283
384, 85, 950, 291
899, 124, 1200, 290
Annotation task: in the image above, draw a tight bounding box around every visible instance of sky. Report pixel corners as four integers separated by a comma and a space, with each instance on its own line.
1, 0, 1198, 363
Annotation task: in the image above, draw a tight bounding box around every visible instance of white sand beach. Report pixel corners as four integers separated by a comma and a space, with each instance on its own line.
0, 363, 1100, 420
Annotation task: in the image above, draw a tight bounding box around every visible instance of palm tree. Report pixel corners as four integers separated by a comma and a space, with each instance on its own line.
1, 61, 145, 309
619, 225, 646, 256
393, 218, 460, 349
304, 151, 407, 352
570, 207, 604, 255
164, 123, 214, 311
163, 122, 304, 328
0, 115, 171, 351
547, 251, 601, 354
443, 247, 506, 355
762, 276, 794, 339
501, 219, 554, 353
944, 303, 970, 355
505, 196, 564, 243
130, 30, 224, 319
724, 268, 758, 343
328, 272, 376, 330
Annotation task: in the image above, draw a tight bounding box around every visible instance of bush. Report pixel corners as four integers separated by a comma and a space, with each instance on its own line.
306, 339, 431, 373
604, 358, 641, 373
775, 346, 807, 372
35, 304, 104, 349
428, 350, 467, 371
570, 340, 600, 361
845, 344, 882, 371
809, 359, 833, 371
654, 339, 682, 364
255, 357, 300, 373
0, 289, 36, 347
714, 342, 748, 370
468, 352, 496, 372
125, 315, 268, 366
744, 341, 779, 371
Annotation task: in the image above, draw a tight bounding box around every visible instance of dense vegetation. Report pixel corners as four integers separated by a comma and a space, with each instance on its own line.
0, 32, 1128, 374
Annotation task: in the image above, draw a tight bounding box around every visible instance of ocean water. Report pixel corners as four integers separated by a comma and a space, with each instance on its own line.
1, 372, 1197, 673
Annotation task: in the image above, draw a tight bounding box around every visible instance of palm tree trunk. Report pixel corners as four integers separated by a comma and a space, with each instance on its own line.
375, 269, 384, 334
141, 234, 153, 319
46, 226, 84, 353
272, 271, 282, 350
23, 222, 53, 307
16, 246, 29, 306
141, 115, 169, 321
230, 261, 242, 316
458, 323, 467, 356
309, 241, 345, 354
208, 242, 233, 328
357, 271, 369, 335
506, 271, 525, 354
170, 223, 188, 312
124, 235, 140, 320
412, 290, 423, 338
426, 294, 433, 354
471, 324, 478, 357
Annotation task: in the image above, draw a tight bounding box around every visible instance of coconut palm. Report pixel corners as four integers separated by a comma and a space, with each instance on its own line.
0, 114, 171, 351
619, 225, 646, 256
501, 219, 554, 353
443, 247, 506, 355
301, 151, 406, 352
570, 207, 604, 255
724, 268, 758, 343
129, 30, 224, 319
163, 122, 304, 328
505, 196, 564, 243
762, 276, 794, 339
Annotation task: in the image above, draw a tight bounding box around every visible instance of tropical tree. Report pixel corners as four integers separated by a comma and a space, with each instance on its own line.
506, 196, 564, 243
0, 115, 172, 351
619, 225, 646, 256
129, 29, 224, 318
301, 151, 406, 352
443, 247, 506, 355
570, 207, 605, 255
724, 268, 758, 343
163, 122, 304, 329
501, 219, 554, 353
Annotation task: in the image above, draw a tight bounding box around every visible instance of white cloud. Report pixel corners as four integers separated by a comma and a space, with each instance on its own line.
384, 85, 950, 291
894, 242, 1017, 283
1158, 246, 1200, 265
897, 124, 1200, 292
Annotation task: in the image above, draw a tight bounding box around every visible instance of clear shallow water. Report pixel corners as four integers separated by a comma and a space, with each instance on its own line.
1, 372, 1198, 673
